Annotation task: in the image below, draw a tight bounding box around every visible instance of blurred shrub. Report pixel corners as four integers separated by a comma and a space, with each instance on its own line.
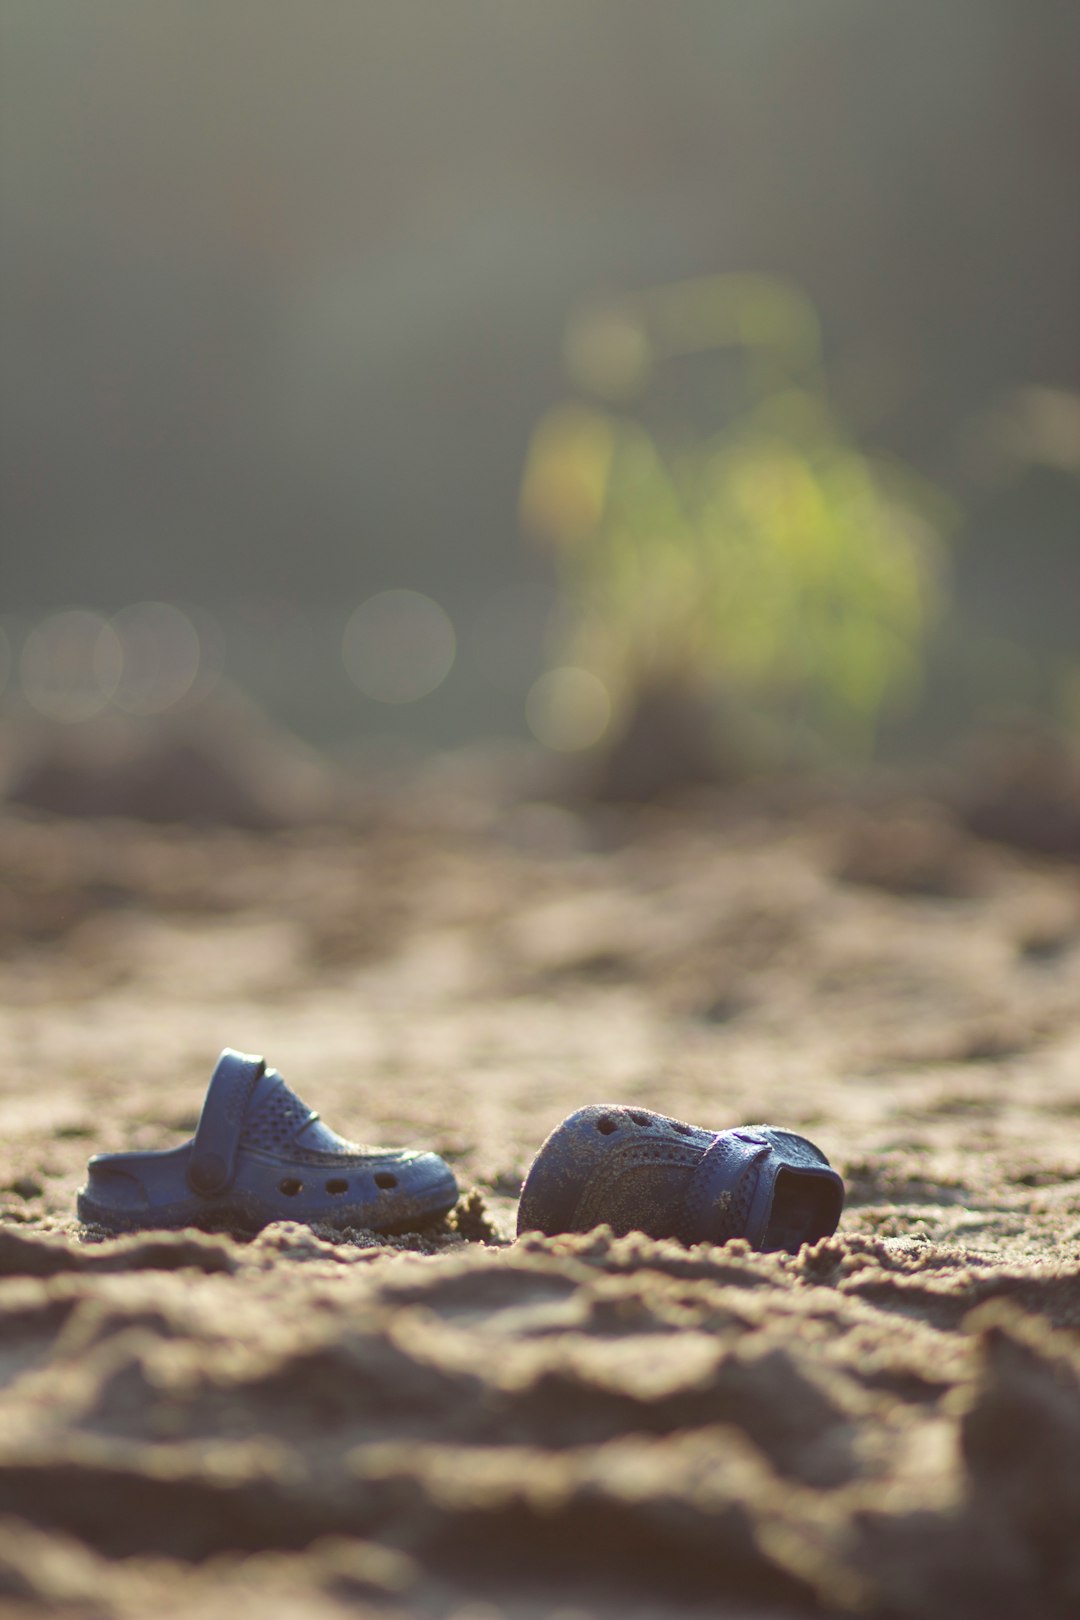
521, 276, 952, 771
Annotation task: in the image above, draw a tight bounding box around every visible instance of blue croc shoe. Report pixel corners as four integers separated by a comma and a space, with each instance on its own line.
78, 1048, 459, 1235
516, 1104, 843, 1253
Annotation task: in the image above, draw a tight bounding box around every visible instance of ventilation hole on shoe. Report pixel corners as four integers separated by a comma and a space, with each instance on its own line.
673, 1122, 693, 1135
596, 1116, 617, 1135
628, 1111, 650, 1127
374, 1172, 398, 1190
325, 1178, 348, 1195
279, 1178, 303, 1197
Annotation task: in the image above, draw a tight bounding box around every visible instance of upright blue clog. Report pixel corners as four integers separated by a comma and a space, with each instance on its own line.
78, 1048, 459, 1235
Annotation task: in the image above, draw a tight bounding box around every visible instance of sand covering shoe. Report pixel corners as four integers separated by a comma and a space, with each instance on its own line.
78, 1048, 459, 1234
517, 1104, 843, 1253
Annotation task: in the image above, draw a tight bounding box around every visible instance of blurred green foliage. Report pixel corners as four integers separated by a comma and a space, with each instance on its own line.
522, 276, 953, 761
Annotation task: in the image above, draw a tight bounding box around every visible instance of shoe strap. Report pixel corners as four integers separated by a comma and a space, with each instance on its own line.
188, 1048, 267, 1196
677, 1130, 772, 1247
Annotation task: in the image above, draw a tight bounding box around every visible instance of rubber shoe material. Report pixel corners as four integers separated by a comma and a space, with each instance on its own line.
77, 1048, 459, 1235
516, 1104, 843, 1253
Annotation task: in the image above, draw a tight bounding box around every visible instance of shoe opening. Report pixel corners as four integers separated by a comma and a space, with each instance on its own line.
762, 1167, 843, 1253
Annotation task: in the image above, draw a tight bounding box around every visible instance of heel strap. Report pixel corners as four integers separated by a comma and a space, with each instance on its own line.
187, 1048, 266, 1196
677, 1130, 771, 1247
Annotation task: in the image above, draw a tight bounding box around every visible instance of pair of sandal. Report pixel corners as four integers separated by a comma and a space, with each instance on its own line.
78, 1049, 844, 1254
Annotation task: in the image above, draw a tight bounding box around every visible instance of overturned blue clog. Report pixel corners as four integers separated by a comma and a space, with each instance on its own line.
517, 1104, 843, 1253
78, 1048, 459, 1235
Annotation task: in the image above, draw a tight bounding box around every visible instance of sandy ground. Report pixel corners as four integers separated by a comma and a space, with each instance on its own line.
1, 778, 1079, 1618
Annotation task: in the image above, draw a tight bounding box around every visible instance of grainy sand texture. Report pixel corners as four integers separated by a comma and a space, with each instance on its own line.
1, 783, 1079, 1619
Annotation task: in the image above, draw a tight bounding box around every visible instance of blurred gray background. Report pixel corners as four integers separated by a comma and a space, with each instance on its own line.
2, 0, 1079, 754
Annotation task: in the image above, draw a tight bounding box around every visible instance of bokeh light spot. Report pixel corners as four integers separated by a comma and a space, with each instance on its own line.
563, 306, 652, 401
526, 666, 611, 751
20, 610, 122, 722
342, 589, 456, 705
111, 601, 203, 714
